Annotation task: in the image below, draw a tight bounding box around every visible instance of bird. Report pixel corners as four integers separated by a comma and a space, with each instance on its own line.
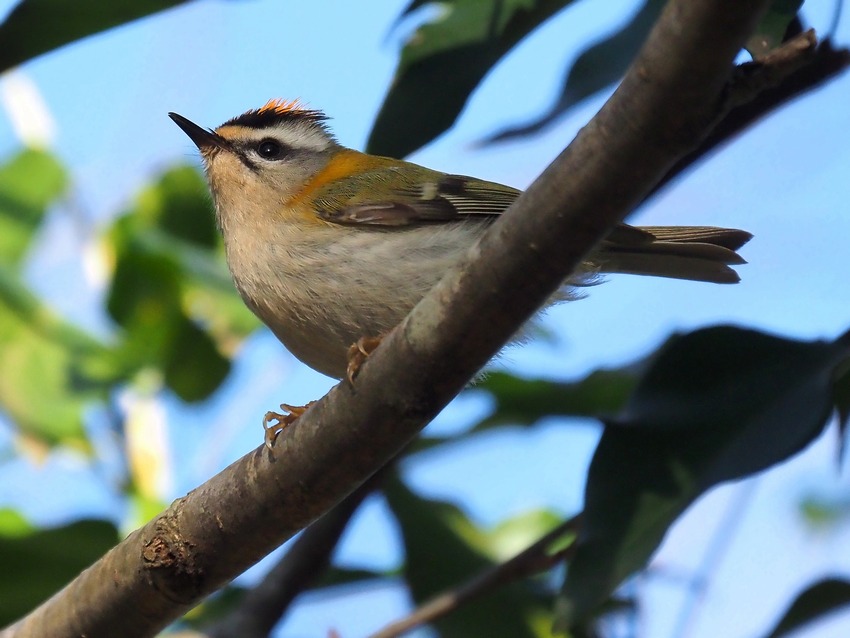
169, 99, 750, 436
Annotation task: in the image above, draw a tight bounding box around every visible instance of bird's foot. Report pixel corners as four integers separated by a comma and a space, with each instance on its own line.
346, 335, 384, 385
263, 401, 317, 449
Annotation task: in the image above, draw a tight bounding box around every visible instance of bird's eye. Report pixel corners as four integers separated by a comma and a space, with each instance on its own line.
256, 139, 286, 160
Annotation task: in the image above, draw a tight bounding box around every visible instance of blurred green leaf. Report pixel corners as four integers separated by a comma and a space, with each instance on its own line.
799, 493, 850, 529
384, 476, 554, 637
747, 0, 803, 57
368, 0, 576, 157
0, 0, 191, 72
764, 578, 850, 638
182, 586, 248, 627
0, 149, 66, 267
104, 165, 256, 401
0, 266, 117, 448
474, 368, 638, 430
0, 518, 120, 626
408, 364, 637, 458
134, 165, 218, 248
483, 0, 664, 144
0, 509, 32, 537
164, 316, 230, 402
487, 509, 564, 560
557, 326, 850, 629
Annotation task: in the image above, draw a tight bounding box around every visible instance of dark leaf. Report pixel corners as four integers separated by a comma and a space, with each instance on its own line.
483, 0, 665, 144
383, 476, 549, 637
832, 357, 850, 436
764, 578, 850, 638
747, 0, 804, 57
164, 316, 230, 402
0, 0, 191, 72
0, 516, 120, 626
557, 326, 850, 628
368, 0, 576, 157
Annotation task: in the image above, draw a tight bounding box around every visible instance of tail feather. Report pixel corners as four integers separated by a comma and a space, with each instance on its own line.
595, 225, 752, 284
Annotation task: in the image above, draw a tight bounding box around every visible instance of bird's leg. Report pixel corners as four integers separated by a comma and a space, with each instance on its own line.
346, 335, 384, 385
263, 401, 317, 449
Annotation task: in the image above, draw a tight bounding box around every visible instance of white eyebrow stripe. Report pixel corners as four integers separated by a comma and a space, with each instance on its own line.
218, 121, 333, 153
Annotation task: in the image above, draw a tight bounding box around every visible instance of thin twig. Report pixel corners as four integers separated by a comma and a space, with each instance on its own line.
649, 34, 849, 199
370, 515, 581, 638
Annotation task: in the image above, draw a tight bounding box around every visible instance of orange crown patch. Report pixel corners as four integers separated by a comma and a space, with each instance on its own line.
257, 98, 308, 115
220, 99, 331, 131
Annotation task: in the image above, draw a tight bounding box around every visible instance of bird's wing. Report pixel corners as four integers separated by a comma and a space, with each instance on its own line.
316, 173, 520, 227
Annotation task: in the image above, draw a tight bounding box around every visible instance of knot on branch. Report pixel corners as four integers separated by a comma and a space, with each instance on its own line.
142, 501, 204, 602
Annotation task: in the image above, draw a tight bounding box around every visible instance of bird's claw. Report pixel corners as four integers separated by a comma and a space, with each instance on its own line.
263, 401, 316, 449
346, 335, 384, 385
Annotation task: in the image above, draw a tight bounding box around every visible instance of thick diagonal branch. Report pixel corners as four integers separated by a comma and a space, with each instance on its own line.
205, 473, 382, 638
2, 2, 785, 637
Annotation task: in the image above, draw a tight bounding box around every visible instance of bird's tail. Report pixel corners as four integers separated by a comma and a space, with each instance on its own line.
594, 225, 753, 284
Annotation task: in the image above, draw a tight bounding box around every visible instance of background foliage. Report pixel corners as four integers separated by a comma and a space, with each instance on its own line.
0, 0, 849, 636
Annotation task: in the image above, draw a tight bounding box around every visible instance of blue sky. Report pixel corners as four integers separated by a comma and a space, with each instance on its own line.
2, 1, 850, 636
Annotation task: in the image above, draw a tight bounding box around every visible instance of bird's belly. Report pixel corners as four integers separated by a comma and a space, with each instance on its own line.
225, 223, 485, 378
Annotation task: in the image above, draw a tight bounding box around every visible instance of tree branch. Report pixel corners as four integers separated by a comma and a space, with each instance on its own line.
649, 32, 849, 198
369, 515, 582, 638
205, 470, 386, 638
206, 460, 406, 637
1, 2, 786, 636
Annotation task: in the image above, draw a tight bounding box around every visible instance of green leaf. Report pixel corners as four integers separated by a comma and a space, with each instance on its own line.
557, 326, 850, 629
487, 509, 565, 560
747, 0, 803, 58
408, 367, 637, 458
163, 316, 231, 402
0, 517, 120, 626
181, 586, 247, 627
104, 165, 255, 400
0, 0, 191, 72
0, 266, 116, 448
764, 578, 850, 638
0, 509, 32, 537
368, 0, 576, 157
133, 165, 218, 248
474, 368, 638, 430
384, 476, 554, 637
483, 0, 665, 144
799, 494, 850, 529
0, 149, 67, 268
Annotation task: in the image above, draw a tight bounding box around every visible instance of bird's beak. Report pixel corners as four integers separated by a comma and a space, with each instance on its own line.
168, 112, 228, 151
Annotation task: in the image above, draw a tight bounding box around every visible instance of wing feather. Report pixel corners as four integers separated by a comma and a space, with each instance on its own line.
317, 173, 519, 227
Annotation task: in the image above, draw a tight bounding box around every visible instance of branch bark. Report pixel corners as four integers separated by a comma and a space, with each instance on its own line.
205, 469, 386, 638
2, 2, 783, 636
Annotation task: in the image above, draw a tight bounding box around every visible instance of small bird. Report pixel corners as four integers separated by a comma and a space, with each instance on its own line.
169, 99, 751, 385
